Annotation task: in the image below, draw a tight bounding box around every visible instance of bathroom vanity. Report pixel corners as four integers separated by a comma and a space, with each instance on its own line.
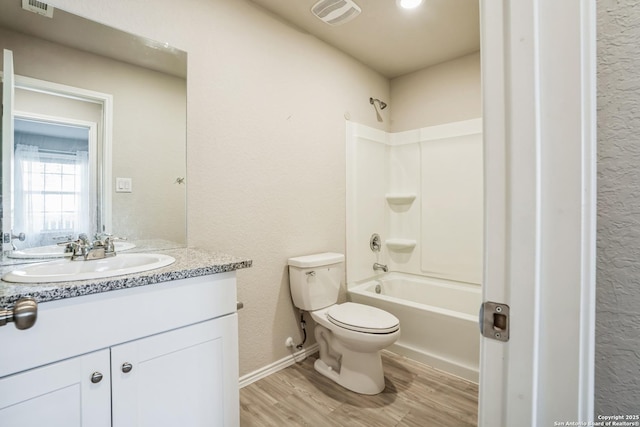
0, 248, 251, 427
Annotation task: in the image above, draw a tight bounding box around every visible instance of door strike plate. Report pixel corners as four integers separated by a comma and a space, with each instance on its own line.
479, 301, 510, 342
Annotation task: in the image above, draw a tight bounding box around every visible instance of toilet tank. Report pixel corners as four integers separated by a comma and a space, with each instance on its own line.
288, 253, 345, 311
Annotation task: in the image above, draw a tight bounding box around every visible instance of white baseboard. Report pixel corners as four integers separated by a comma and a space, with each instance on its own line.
388, 343, 479, 383
239, 344, 319, 389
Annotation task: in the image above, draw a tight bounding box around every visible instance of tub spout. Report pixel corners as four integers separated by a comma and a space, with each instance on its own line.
373, 263, 388, 273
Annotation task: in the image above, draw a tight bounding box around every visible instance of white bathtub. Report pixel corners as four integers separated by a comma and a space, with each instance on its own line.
349, 272, 481, 382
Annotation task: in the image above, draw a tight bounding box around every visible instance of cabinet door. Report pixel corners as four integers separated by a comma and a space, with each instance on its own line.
111, 314, 239, 427
0, 349, 111, 427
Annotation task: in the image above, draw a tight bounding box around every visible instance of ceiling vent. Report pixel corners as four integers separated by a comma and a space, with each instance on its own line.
311, 0, 361, 26
21, 0, 54, 18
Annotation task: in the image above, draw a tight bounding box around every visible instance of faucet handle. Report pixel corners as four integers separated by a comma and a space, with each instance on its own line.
56, 239, 77, 248
56, 238, 89, 259
103, 235, 126, 255
77, 233, 90, 245
5, 231, 26, 251
95, 233, 126, 243
10, 231, 26, 242
56, 233, 88, 245
94, 231, 111, 241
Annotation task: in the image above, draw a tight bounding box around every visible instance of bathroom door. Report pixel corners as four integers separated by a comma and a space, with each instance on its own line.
478, 0, 596, 426
2, 49, 15, 252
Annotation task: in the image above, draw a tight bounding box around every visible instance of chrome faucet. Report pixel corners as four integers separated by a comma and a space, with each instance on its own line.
373, 262, 388, 273
7, 231, 26, 251
59, 233, 125, 261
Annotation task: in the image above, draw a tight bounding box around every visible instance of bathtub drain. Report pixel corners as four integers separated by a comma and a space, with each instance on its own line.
375, 284, 381, 294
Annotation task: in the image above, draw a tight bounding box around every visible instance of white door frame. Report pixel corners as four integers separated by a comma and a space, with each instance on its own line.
14, 75, 114, 235
2, 49, 15, 252
479, 0, 596, 425
1, 68, 114, 236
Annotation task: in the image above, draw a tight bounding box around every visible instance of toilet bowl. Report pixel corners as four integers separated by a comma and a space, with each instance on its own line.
310, 302, 400, 394
288, 253, 400, 395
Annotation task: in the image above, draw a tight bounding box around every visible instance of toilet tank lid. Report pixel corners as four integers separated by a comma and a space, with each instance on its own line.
288, 252, 344, 268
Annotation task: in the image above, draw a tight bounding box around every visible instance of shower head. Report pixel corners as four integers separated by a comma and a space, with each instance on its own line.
369, 97, 387, 110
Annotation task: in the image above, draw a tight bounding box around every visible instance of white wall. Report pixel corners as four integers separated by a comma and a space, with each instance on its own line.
50, 0, 389, 376
390, 51, 481, 132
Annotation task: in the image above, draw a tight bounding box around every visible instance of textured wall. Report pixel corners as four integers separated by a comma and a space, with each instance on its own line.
596, 0, 640, 414
51, 0, 389, 377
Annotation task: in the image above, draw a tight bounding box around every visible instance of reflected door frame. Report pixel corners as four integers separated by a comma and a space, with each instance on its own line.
1, 69, 113, 243
2, 49, 15, 252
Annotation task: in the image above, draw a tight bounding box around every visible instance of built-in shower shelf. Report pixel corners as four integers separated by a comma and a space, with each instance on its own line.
385, 239, 417, 251
385, 193, 416, 205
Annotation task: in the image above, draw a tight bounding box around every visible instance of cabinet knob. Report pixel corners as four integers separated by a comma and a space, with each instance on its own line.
90, 372, 103, 383
121, 362, 133, 373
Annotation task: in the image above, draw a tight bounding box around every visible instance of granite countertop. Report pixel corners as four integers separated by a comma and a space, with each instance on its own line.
0, 247, 252, 308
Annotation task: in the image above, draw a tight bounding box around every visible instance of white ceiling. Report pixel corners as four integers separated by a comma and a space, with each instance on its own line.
1, 0, 478, 80
247, 0, 480, 79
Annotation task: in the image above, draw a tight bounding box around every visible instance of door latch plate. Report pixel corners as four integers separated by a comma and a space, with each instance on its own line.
479, 301, 510, 342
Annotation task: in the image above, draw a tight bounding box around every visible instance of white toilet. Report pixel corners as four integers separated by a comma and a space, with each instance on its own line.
288, 252, 400, 395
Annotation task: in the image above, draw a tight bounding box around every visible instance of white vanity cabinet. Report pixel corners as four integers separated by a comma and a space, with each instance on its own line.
0, 349, 111, 427
0, 272, 240, 427
111, 315, 238, 426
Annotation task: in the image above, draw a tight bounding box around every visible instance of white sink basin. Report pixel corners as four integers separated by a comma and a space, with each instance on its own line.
2, 253, 175, 284
8, 242, 137, 260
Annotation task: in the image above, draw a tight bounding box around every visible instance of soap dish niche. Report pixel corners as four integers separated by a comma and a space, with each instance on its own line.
385, 239, 417, 251
385, 193, 416, 205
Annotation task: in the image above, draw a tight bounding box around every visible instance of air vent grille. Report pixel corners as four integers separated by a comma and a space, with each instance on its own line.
311, 0, 361, 26
21, 0, 54, 18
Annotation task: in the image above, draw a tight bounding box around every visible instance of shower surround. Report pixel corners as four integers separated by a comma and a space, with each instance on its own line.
346, 118, 483, 284
345, 118, 483, 380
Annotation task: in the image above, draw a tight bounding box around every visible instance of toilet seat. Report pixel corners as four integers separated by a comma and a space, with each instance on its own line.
327, 303, 399, 334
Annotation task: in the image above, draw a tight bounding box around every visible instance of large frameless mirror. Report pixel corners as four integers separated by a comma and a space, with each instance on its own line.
0, 0, 187, 264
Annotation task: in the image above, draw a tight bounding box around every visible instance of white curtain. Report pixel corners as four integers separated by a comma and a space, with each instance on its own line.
14, 144, 42, 248
75, 149, 90, 238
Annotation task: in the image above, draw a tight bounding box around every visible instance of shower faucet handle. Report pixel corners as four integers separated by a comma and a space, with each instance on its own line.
370, 233, 381, 252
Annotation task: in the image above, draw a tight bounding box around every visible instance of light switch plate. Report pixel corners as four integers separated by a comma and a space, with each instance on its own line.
116, 177, 132, 193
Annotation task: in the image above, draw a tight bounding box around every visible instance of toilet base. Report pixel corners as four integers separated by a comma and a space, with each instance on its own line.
314, 350, 386, 395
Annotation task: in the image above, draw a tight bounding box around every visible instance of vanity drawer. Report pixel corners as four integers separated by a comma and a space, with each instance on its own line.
0, 272, 237, 377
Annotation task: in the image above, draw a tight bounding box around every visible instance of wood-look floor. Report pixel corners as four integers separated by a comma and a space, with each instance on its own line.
240, 351, 478, 427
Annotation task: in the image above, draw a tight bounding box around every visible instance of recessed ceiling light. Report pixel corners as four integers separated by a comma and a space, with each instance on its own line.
397, 0, 423, 9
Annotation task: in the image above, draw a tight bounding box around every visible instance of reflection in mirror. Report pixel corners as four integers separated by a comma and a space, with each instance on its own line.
14, 117, 93, 248
0, 0, 187, 264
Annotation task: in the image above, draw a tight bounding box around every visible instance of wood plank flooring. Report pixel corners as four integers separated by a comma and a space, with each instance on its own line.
240, 351, 478, 427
